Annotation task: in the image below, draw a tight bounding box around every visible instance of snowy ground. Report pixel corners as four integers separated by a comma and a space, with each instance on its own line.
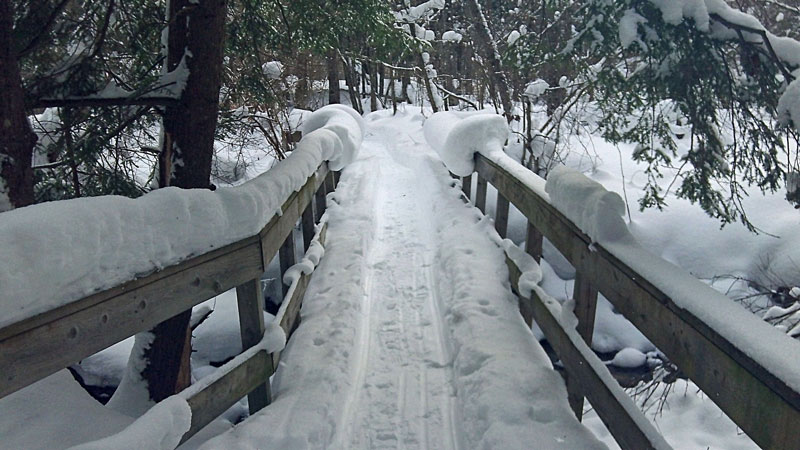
2, 104, 793, 449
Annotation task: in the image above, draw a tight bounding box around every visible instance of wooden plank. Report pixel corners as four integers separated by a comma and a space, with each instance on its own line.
0, 238, 263, 399
507, 259, 671, 450
475, 175, 488, 213
566, 272, 599, 419
495, 190, 509, 238
236, 278, 271, 414
462, 175, 472, 199
477, 153, 800, 449
181, 349, 274, 443
525, 222, 543, 262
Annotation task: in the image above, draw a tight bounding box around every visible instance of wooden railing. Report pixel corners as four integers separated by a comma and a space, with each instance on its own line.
0, 161, 338, 443
461, 153, 800, 450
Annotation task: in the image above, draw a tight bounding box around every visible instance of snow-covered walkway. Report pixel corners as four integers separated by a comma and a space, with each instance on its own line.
199, 110, 604, 449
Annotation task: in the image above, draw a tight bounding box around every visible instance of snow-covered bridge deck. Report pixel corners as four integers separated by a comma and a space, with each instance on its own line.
197, 113, 605, 449
1, 107, 799, 449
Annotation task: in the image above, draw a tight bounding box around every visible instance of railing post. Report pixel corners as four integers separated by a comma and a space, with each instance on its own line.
235, 278, 272, 413
495, 191, 509, 238
566, 271, 599, 419
325, 171, 335, 194
475, 175, 487, 213
314, 181, 326, 223
462, 174, 472, 200
525, 222, 543, 263
279, 231, 297, 298
301, 200, 315, 252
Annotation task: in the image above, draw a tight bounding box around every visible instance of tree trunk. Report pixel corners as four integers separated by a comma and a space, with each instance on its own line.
419, 52, 439, 113
144, 0, 227, 403
0, 0, 37, 212
369, 62, 378, 112
464, 0, 514, 121
342, 56, 362, 114
326, 50, 339, 105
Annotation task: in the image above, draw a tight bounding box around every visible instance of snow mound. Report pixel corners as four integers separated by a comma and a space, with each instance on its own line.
69, 396, 191, 450
524, 79, 550, 98
262, 61, 283, 80
442, 30, 463, 42
545, 165, 630, 243
423, 111, 508, 176
0, 106, 362, 329
609, 347, 647, 369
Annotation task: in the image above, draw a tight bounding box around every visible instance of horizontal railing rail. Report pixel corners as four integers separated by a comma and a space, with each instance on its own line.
463, 152, 800, 450
0, 161, 338, 444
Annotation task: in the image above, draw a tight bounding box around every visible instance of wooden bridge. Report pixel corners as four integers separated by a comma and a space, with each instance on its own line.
1, 116, 799, 449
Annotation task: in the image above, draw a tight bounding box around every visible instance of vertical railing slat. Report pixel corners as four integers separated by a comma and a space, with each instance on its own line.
462, 174, 472, 199
279, 232, 297, 298
566, 271, 599, 419
235, 278, 272, 413
475, 175, 488, 213
495, 191, 510, 238
525, 222, 543, 263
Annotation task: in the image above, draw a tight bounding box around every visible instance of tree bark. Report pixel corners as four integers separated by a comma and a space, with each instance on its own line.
326, 50, 339, 105
464, 0, 514, 121
144, 0, 227, 403
0, 0, 37, 212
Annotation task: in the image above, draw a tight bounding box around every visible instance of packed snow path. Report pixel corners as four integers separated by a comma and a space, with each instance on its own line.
200, 111, 604, 449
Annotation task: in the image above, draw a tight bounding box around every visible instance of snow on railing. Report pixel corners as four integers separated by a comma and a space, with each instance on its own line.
0, 105, 362, 447
0, 105, 362, 329
424, 111, 800, 450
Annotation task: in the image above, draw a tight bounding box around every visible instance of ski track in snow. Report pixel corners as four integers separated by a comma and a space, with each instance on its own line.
335, 126, 461, 450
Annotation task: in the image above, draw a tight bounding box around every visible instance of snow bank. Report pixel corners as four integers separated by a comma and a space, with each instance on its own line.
545, 165, 630, 243
423, 110, 508, 176
427, 152, 605, 449
0, 106, 362, 330
0, 370, 135, 449
584, 378, 759, 449
69, 396, 191, 450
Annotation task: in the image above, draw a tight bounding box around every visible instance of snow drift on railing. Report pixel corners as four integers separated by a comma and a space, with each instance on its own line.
423, 110, 508, 176
0, 105, 364, 329
545, 166, 629, 243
